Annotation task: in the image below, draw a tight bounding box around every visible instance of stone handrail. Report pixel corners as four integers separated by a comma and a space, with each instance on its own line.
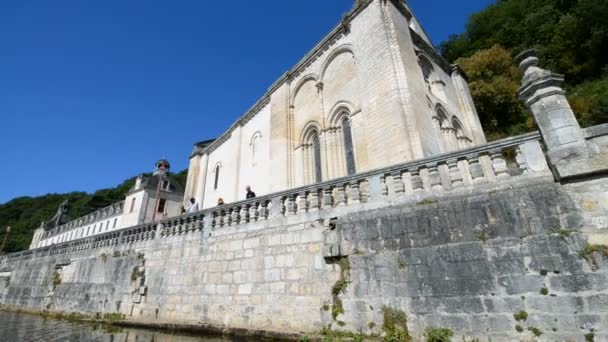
0, 132, 546, 265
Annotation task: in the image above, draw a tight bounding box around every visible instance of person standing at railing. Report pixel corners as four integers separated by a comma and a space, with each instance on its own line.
186, 198, 199, 214
217, 197, 225, 206
245, 186, 256, 199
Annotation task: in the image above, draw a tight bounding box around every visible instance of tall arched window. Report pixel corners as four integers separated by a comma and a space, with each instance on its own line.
435, 106, 450, 130
311, 131, 322, 183
341, 116, 356, 175
452, 116, 471, 147
214, 164, 220, 190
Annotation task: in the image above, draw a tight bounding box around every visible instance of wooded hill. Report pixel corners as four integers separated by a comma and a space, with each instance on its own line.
0, 170, 187, 254
440, 0, 608, 140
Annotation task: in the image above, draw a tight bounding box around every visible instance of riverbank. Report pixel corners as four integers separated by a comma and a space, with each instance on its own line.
0, 304, 311, 341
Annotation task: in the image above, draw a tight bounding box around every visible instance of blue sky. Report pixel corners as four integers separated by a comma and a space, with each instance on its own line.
0, 0, 494, 204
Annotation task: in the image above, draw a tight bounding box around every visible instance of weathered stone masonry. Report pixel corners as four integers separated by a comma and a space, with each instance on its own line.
1, 125, 608, 341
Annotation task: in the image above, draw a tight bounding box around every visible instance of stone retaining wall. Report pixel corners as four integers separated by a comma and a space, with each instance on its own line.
1, 176, 607, 341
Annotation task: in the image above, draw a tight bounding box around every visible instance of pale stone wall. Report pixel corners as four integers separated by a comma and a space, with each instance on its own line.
3, 171, 608, 341
185, 0, 486, 209
120, 191, 146, 228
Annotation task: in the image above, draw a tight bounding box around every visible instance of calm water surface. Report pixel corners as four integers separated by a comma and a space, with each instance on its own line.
0, 311, 271, 342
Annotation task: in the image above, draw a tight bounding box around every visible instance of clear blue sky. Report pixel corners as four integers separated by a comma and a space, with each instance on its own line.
0, 0, 494, 204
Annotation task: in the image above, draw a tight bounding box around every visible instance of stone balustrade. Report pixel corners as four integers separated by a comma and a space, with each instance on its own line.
42, 200, 125, 240
0, 131, 547, 266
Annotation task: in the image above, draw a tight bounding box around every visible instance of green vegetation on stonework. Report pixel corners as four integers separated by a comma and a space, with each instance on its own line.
0, 169, 187, 253
52, 271, 62, 289
320, 326, 366, 342
131, 267, 144, 282
540, 287, 549, 295
513, 311, 528, 322
585, 332, 595, 342
440, 0, 608, 141
331, 257, 351, 321
425, 327, 453, 342
476, 229, 489, 243
397, 257, 407, 270
527, 327, 543, 337
579, 244, 608, 261
381, 306, 411, 342
515, 325, 523, 333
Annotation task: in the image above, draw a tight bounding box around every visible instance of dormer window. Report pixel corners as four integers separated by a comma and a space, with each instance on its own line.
162, 180, 170, 190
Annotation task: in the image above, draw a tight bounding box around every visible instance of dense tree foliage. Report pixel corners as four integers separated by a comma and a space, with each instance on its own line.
441, 0, 608, 139
0, 170, 187, 254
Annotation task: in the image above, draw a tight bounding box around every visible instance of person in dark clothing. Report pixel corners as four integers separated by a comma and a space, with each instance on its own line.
245, 186, 256, 199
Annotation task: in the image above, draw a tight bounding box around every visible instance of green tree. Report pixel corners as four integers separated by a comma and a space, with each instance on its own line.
456, 45, 532, 140
0, 169, 187, 253
441, 0, 608, 135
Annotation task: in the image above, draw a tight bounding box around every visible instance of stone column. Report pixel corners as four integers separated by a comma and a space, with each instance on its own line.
516, 49, 605, 179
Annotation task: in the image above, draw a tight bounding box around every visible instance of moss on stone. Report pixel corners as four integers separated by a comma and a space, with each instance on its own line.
397, 257, 407, 270
52, 271, 61, 289
330, 257, 350, 321
416, 199, 438, 206
513, 310, 528, 321
585, 332, 595, 342
381, 306, 410, 342
540, 287, 549, 295
425, 327, 453, 342
580, 244, 608, 261
515, 325, 524, 333
527, 327, 543, 337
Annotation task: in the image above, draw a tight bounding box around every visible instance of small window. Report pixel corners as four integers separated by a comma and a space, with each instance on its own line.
214, 165, 220, 190
93, 224, 96, 234
129, 198, 136, 213
113, 218, 118, 229
86, 227, 90, 236
162, 180, 169, 190
157, 198, 167, 213
106, 221, 110, 231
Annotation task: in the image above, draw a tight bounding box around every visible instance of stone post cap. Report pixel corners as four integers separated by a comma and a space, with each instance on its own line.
514, 49, 539, 73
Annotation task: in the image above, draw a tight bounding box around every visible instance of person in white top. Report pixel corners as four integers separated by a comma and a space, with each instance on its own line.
186, 198, 199, 213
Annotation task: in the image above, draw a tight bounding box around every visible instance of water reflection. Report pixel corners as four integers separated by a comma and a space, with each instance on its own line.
0, 311, 264, 342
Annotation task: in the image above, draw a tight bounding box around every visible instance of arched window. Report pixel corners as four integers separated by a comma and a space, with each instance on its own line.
214, 164, 220, 190
311, 131, 322, 183
250, 131, 262, 167
341, 116, 356, 175
435, 106, 450, 130
452, 116, 471, 146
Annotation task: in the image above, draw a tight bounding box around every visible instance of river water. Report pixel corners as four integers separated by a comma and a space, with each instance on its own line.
0, 311, 270, 342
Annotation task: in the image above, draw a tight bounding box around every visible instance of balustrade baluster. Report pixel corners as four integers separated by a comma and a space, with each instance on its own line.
260, 201, 270, 219
249, 202, 259, 222
428, 163, 442, 190
335, 185, 347, 206
322, 187, 333, 209
348, 181, 362, 204
447, 159, 464, 187
241, 205, 250, 223
391, 171, 406, 196
309, 189, 320, 211
298, 192, 308, 213
515, 146, 529, 174
286, 195, 297, 216
231, 207, 240, 226
410, 169, 424, 191
490, 149, 510, 178
467, 154, 485, 182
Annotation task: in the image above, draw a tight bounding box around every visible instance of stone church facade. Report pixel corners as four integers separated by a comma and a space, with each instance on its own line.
184, 0, 486, 209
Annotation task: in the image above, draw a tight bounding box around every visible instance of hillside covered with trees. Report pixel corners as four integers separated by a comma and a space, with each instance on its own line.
440, 0, 608, 140
0, 170, 186, 254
